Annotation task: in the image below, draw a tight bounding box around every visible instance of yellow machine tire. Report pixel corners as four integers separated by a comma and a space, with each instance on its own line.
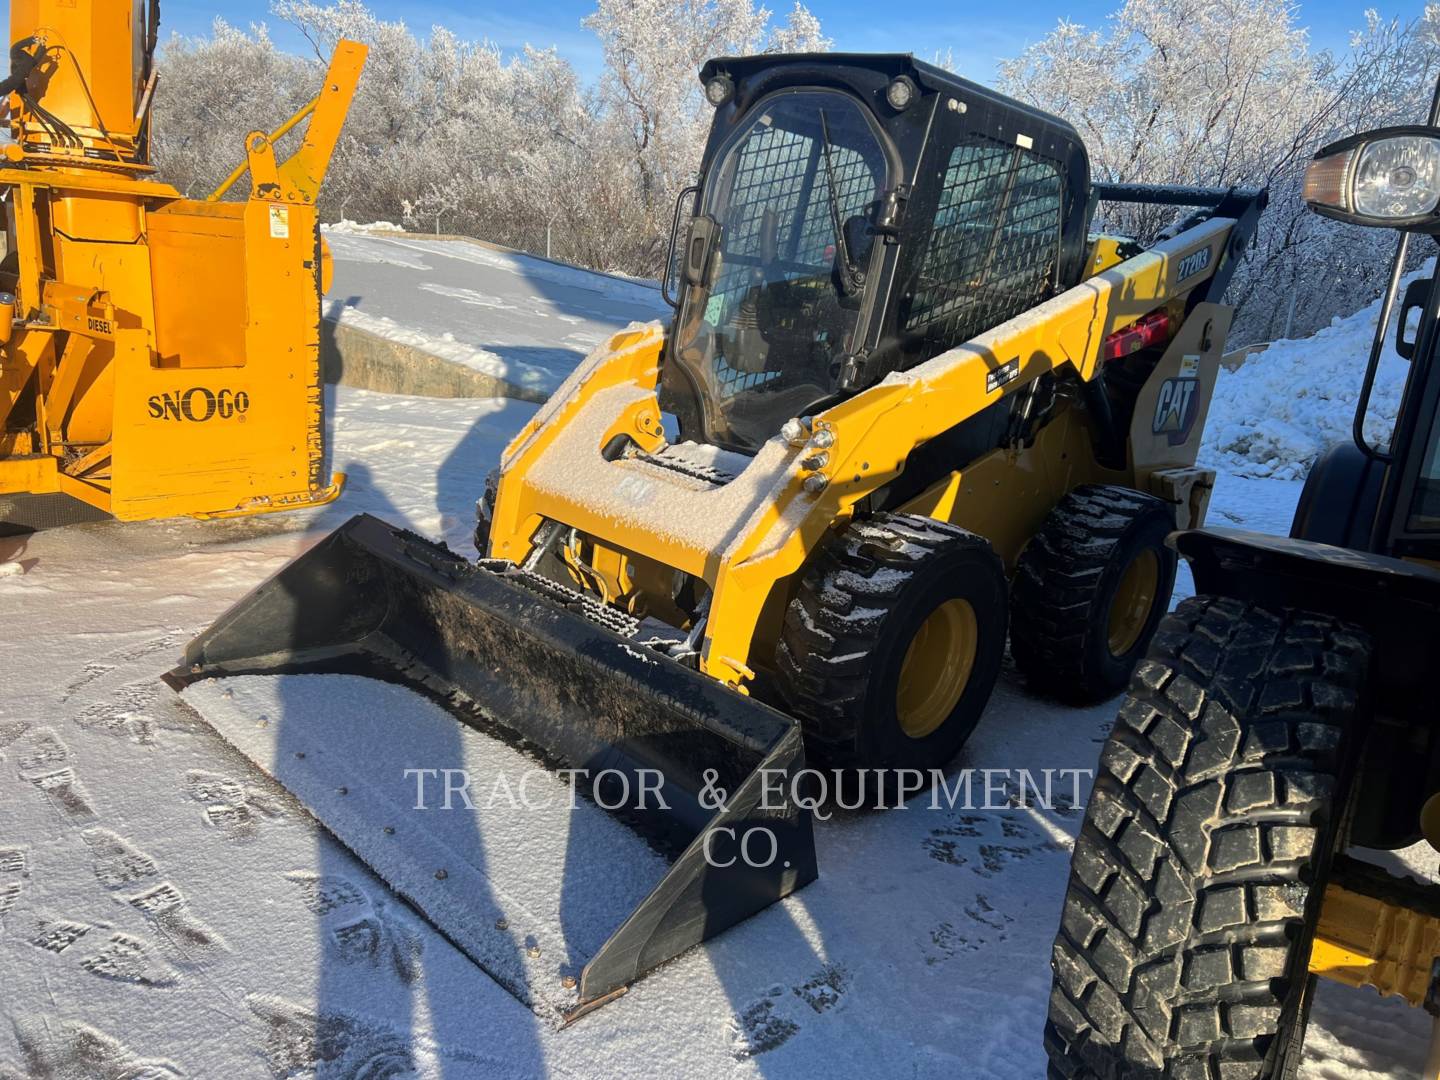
774, 513, 1008, 778
1044, 597, 1368, 1079
1010, 485, 1178, 704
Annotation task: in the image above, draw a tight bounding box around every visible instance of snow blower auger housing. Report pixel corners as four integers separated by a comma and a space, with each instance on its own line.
0, 1, 365, 530
173, 54, 1263, 1016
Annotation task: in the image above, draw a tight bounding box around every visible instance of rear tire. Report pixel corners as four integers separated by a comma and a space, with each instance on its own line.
1011, 485, 1178, 703
774, 513, 1008, 774
1044, 597, 1368, 1079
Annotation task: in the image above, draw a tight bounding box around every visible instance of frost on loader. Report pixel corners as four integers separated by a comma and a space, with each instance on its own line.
173, 54, 1264, 1016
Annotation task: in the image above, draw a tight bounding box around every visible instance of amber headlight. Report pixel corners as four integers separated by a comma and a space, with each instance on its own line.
1304, 127, 1440, 228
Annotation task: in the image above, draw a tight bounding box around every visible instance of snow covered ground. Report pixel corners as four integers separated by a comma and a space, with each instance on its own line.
0, 383, 1429, 1078
323, 229, 668, 398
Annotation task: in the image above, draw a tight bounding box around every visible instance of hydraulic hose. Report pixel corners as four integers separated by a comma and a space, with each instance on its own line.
0, 38, 40, 99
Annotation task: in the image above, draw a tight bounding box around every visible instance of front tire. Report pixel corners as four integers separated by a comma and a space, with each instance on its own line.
1045, 597, 1369, 1079
774, 513, 1008, 773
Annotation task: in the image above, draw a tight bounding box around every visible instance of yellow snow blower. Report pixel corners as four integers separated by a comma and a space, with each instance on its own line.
0, 0, 365, 531
171, 54, 1265, 1018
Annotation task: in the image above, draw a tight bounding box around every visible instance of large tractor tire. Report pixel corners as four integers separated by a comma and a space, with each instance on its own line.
1045, 597, 1369, 1079
774, 513, 1008, 774
1011, 485, 1178, 703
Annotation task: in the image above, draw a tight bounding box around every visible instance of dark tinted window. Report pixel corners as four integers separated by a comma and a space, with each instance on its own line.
1409, 410, 1440, 531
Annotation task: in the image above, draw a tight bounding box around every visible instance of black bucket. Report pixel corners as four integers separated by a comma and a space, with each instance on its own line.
165, 513, 818, 1018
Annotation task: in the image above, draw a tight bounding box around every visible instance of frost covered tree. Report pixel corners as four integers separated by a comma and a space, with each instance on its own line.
765, 2, 831, 54
402, 179, 465, 235
583, 0, 830, 269
998, 0, 1440, 342
152, 0, 827, 276
150, 20, 312, 199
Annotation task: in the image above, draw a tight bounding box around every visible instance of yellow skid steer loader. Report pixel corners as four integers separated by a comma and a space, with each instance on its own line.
170, 54, 1266, 1018
0, 0, 365, 531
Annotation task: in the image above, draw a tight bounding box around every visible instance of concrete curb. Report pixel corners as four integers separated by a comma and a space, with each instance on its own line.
320, 316, 549, 403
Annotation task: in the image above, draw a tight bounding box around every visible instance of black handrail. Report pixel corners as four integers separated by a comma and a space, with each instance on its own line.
661, 185, 699, 309
1092, 182, 1265, 208
1353, 73, 1440, 462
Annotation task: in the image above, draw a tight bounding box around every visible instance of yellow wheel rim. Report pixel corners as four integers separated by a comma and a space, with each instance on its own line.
1107, 548, 1161, 657
897, 599, 978, 739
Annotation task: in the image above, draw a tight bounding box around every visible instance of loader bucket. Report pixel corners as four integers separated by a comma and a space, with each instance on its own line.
165, 513, 817, 1020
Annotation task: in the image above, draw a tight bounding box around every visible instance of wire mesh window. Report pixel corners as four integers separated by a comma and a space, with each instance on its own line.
703, 107, 881, 395
709, 125, 812, 395
904, 138, 1062, 350
718, 122, 876, 283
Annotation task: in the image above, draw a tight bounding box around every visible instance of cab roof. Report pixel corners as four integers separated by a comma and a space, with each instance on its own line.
698, 52, 1082, 148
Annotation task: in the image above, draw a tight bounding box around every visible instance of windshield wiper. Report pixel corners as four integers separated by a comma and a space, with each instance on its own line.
818, 110, 864, 296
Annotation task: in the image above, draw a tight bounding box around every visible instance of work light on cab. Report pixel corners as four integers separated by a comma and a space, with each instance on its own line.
885, 75, 917, 111
705, 74, 735, 107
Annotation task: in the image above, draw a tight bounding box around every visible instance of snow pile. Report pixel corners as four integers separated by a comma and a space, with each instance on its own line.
324, 219, 406, 235
391, 235, 662, 304
323, 231, 432, 270
1200, 262, 1428, 480
323, 231, 668, 398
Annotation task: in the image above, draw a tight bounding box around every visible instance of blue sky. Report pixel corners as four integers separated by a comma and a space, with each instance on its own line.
156, 0, 1422, 83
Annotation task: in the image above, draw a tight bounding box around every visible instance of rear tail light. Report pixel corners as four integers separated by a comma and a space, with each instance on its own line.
1102, 311, 1171, 361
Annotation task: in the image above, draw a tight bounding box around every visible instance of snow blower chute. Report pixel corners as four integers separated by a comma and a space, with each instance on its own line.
166, 514, 817, 1020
